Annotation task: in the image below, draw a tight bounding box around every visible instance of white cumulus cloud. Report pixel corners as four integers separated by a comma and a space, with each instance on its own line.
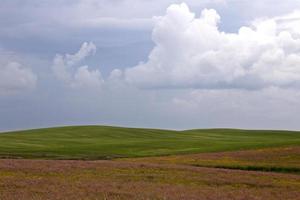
0, 61, 37, 95
124, 3, 300, 89
52, 42, 103, 89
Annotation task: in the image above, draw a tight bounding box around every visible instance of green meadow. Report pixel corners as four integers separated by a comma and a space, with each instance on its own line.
0, 126, 299, 159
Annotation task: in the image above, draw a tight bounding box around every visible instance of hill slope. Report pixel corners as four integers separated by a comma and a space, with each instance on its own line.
0, 126, 300, 159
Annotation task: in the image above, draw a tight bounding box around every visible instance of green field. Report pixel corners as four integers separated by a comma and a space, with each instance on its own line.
0, 126, 300, 159
1, 126, 300, 199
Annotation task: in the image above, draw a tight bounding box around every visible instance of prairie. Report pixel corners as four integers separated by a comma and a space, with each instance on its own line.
0, 126, 300, 199
0, 126, 299, 159
0, 158, 300, 200
123, 146, 300, 174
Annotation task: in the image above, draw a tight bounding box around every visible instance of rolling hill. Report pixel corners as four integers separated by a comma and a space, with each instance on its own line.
0, 126, 300, 159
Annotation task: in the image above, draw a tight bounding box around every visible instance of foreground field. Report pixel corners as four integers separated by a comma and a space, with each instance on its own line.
0, 158, 300, 200
1, 126, 300, 199
124, 146, 300, 174
0, 126, 300, 159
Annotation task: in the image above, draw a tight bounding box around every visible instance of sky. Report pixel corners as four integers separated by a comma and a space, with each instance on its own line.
1, 0, 300, 131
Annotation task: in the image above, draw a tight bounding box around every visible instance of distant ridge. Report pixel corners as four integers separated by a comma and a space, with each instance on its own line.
0, 125, 299, 160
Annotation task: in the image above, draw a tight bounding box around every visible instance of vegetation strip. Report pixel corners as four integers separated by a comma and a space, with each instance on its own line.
191, 164, 300, 174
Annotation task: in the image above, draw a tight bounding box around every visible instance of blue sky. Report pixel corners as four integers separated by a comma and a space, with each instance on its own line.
1, 0, 300, 131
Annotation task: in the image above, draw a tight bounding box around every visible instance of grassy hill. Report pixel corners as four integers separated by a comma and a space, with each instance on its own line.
0, 126, 300, 159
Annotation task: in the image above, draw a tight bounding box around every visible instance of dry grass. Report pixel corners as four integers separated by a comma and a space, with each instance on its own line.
0, 157, 300, 200
123, 146, 300, 173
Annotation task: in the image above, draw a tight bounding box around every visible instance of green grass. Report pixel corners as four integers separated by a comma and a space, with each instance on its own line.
0, 126, 300, 159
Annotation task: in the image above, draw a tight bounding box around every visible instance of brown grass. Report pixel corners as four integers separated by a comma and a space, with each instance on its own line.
0, 156, 300, 200
122, 146, 300, 172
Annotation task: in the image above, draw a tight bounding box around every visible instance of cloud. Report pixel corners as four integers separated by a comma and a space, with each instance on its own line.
71, 66, 103, 89
168, 87, 300, 129
52, 42, 103, 89
124, 3, 300, 90
74, 17, 154, 30
64, 42, 97, 66
0, 61, 37, 95
0, 0, 238, 41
